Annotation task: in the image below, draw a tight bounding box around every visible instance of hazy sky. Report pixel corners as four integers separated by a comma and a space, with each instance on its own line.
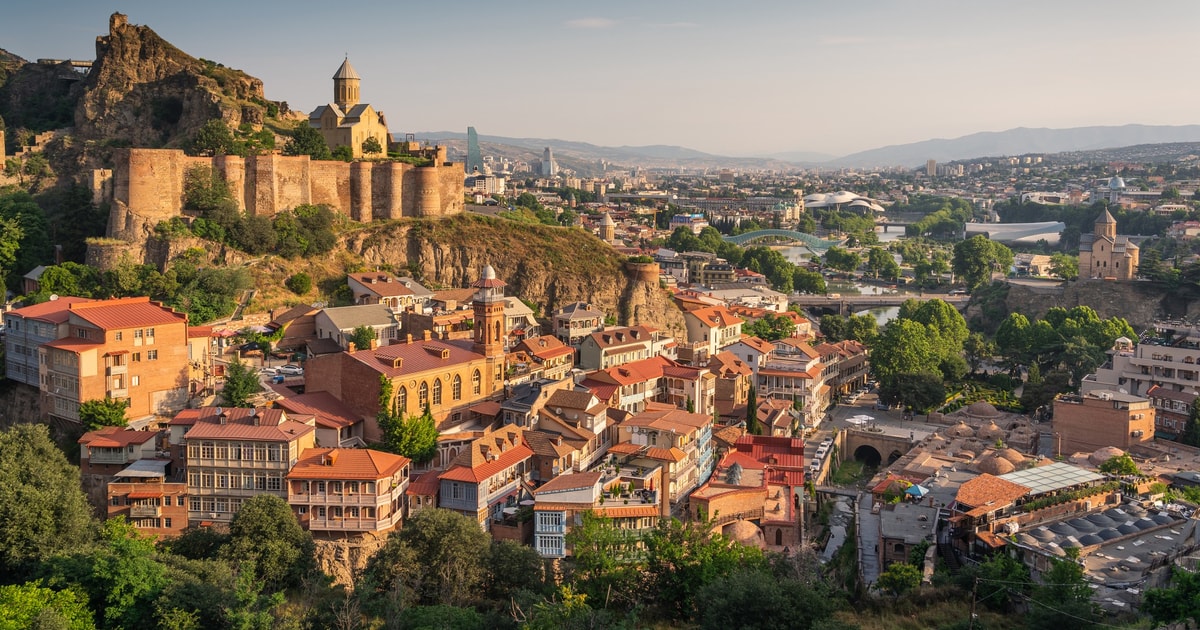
3, 1, 1198, 157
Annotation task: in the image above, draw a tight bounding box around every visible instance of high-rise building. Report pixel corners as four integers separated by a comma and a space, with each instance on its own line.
466, 127, 483, 175
925, 159, 937, 177
541, 147, 558, 177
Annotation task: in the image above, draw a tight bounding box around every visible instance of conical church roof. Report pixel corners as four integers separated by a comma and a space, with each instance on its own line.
1098, 209, 1117, 224
333, 57, 360, 80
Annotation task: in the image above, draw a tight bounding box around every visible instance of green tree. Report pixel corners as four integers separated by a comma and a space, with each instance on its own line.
845, 313, 878, 345
747, 385, 761, 435
0, 582, 96, 630
220, 357, 261, 407
952, 235, 1014, 290
222, 495, 315, 591
869, 319, 939, 380
331, 145, 354, 162
281, 120, 331, 160
957, 552, 1031, 613
78, 398, 129, 432
284, 272, 312, 295
876, 562, 921, 596
792, 268, 826, 294
695, 568, 835, 630
1049, 253, 1079, 280
995, 312, 1031, 367
361, 136, 383, 156
348, 325, 377, 351
819, 314, 848, 342
640, 517, 765, 619
562, 512, 639, 605
963, 332, 994, 374
1098, 453, 1140, 476
1142, 566, 1200, 626
358, 508, 490, 608
823, 247, 861, 273
486, 539, 547, 601
377, 377, 439, 463
1026, 557, 1099, 629
187, 119, 238, 157
1182, 401, 1200, 447
865, 247, 900, 280
0, 424, 94, 573
745, 314, 794, 342
878, 372, 945, 413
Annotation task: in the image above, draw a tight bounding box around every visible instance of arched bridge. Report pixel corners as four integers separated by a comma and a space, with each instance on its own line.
723, 229, 846, 251
842, 428, 917, 468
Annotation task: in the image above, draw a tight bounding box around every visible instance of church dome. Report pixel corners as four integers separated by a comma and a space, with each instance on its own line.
1108, 176, 1126, 190
333, 57, 360, 80
599, 212, 615, 226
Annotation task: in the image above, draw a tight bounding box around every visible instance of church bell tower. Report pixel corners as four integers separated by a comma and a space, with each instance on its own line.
472, 265, 507, 358
333, 57, 361, 110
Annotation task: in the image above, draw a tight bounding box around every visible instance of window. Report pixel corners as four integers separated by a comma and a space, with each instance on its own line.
177, 496, 185, 507
131, 375, 139, 387
298, 506, 308, 515
347, 507, 359, 518
201, 473, 213, 488
215, 444, 228, 459
268, 444, 281, 461
115, 331, 123, 341
267, 477, 281, 491
317, 506, 326, 518
201, 442, 214, 458
363, 507, 375, 518
537, 511, 563, 531
453, 375, 462, 400
189, 497, 201, 512
472, 369, 481, 395
111, 496, 121, 506
216, 498, 228, 513
330, 481, 343, 494
188, 472, 200, 488
316, 481, 326, 493
132, 353, 141, 362
433, 379, 442, 405
419, 382, 429, 407
147, 350, 158, 361
364, 481, 375, 494
346, 481, 359, 494
255, 476, 266, 490
451, 482, 463, 500
216, 474, 228, 488
396, 386, 407, 414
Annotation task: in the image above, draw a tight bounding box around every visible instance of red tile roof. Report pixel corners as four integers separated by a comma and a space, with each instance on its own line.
187, 326, 214, 338
588, 325, 660, 350
687, 305, 744, 328
407, 469, 442, 496
439, 442, 533, 483
955, 474, 1030, 510
7, 296, 92, 323
348, 273, 417, 297
275, 392, 361, 430
43, 337, 102, 352
515, 335, 574, 361
287, 448, 410, 480
79, 426, 157, 448
347, 338, 486, 378
644, 447, 687, 462
607, 442, 642, 455
736, 334, 776, 354
69, 297, 187, 330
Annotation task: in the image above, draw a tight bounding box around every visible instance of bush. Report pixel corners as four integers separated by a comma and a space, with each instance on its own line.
285, 272, 312, 295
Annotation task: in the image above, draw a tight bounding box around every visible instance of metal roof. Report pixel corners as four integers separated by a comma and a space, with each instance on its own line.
998, 462, 1104, 496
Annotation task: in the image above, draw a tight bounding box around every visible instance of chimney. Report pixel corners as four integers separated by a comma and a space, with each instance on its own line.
423, 330, 432, 342
348, 342, 357, 354
406, 333, 413, 344
369, 337, 379, 350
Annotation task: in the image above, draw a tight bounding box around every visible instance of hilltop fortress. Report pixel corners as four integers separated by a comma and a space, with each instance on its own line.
105, 146, 464, 242
96, 53, 464, 247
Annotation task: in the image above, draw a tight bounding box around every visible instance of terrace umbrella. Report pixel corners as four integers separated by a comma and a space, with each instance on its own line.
906, 485, 929, 498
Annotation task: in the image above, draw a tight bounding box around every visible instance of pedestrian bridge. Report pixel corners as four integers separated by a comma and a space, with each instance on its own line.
790, 293, 969, 315
723, 229, 846, 251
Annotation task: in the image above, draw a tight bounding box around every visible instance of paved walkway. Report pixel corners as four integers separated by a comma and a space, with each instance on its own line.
857, 493, 881, 586
820, 496, 854, 563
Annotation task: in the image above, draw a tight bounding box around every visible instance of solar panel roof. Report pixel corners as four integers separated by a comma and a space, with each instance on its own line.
998, 462, 1104, 495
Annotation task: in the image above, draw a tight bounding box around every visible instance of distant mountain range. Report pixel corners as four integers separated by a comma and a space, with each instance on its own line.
409, 124, 1200, 171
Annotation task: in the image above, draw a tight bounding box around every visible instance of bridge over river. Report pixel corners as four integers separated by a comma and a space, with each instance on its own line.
790, 293, 970, 315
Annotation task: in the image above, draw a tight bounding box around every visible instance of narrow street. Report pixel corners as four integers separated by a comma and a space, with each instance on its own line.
857, 493, 881, 587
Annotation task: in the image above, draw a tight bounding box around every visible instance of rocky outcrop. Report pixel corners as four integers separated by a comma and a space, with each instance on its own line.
993, 279, 1198, 331
346, 214, 686, 332
312, 532, 390, 587
74, 13, 266, 148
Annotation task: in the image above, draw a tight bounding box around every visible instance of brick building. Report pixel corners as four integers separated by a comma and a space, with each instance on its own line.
287, 448, 411, 533
106, 461, 188, 538
1052, 390, 1155, 455
3, 296, 93, 386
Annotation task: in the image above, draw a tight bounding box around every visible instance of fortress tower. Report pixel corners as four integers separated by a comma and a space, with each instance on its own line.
333, 57, 361, 110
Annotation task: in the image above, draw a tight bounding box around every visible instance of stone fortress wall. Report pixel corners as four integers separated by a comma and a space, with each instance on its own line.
105, 147, 465, 242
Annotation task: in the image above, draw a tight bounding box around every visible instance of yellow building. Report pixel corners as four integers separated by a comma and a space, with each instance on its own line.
308, 58, 390, 158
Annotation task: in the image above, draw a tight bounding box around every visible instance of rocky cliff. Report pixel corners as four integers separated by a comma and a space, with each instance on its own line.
346, 214, 686, 334
966, 279, 1200, 332
75, 13, 266, 147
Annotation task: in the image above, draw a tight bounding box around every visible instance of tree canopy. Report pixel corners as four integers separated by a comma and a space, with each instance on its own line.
952, 235, 1013, 290
220, 357, 261, 407
78, 398, 129, 432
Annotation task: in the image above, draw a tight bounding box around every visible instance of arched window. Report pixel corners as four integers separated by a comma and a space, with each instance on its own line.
419, 382, 429, 408
433, 379, 442, 406
472, 369, 481, 395
494, 321, 501, 343
453, 375, 462, 400
396, 386, 407, 415
775, 529, 783, 546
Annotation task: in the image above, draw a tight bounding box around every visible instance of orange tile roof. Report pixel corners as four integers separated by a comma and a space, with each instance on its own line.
644, 447, 687, 462
79, 426, 157, 448
69, 297, 187, 330
187, 326, 214, 338
586, 355, 674, 386
43, 337, 102, 352
736, 334, 776, 354
759, 366, 823, 379
535, 471, 603, 494
708, 351, 753, 377
975, 530, 1008, 548
439, 443, 533, 483
588, 326, 660, 349
288, 448, 410, 480
7, 296, 92, 323
183, 414, 314, 442
607, 442, 642, 455
623, 407, 712, 435
955, 474, 1030, 510
406, 469, 442, 496
515, 335, 574, 361
348, 273, 417, 297
687, 305, 744, 328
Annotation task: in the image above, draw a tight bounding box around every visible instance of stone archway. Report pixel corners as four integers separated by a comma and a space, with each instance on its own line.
888, 450, 904, 465
853, 444, 882, 467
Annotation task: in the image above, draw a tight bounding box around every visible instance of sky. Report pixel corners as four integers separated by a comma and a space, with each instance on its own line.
3, 1, 1199, 158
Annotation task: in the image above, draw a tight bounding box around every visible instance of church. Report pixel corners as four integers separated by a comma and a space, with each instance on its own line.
1079, 209, 1139, 280
308, 58, 391, 158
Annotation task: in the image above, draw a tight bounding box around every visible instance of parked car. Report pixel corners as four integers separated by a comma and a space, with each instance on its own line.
874, 402, 890, 410
949, 288, 969, 296
276, 364, 304, 376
